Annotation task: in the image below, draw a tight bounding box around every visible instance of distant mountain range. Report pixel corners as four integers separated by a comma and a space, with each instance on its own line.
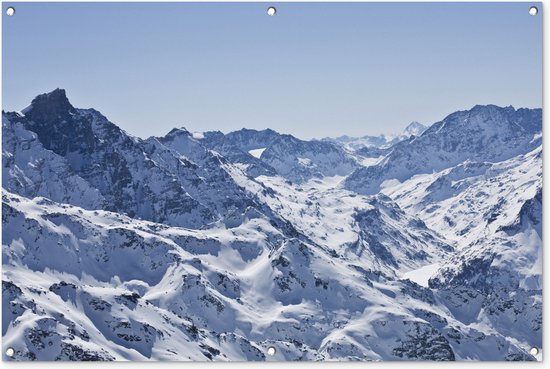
323, 121, 428, 150
2, 89, 542, 361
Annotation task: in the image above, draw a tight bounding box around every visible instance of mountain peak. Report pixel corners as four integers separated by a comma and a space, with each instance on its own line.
163, 127, 191, 138
402, 121, 427, 137
471, 103, 515, 111
24, 88, 76, 122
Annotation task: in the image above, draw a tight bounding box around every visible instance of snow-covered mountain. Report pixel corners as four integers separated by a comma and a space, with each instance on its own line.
2, 90, 542, 361
201, 128, 358, 183
382, 147, 542, 351
3, 89, 292, 230
344, 105, 542, 195
2, 114, 105, 210
324, 121, 427, 151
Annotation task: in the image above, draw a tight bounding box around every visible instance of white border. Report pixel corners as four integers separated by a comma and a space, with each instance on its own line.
0, 1, 545, 367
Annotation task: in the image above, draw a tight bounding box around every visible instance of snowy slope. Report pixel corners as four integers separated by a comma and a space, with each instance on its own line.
2, 115, 105, 210
252, 175, 453, 275
381, 147, 543, 351
383, 147, 542, 245
3, 191, 535, 361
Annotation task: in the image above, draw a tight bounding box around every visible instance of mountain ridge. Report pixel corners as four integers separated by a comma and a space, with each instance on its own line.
323, 121, 428, 151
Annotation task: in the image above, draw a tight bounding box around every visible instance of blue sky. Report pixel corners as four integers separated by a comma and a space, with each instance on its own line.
3, 2, 542, 139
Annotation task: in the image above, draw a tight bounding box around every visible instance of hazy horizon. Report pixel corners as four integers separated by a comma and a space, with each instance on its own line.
12, 87, 543, 142
3, 2, 542, 140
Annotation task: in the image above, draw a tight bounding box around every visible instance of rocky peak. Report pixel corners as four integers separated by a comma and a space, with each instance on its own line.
402, 121, 427, 137
24, 88, 76, 122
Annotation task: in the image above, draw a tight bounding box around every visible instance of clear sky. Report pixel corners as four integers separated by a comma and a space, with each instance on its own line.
2, 2, 542, 140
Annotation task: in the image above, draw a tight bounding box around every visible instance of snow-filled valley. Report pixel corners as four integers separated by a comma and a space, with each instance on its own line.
2, 89, 542, 361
